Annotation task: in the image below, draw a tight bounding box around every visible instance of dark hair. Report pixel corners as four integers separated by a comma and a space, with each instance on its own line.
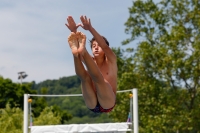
90, 36, 109, 48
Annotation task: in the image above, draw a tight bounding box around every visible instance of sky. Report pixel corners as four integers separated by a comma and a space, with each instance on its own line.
0, 0, 133, 84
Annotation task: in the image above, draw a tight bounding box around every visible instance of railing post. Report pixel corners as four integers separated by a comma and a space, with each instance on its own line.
132, 89, 139, 133
23, 94, 29, 133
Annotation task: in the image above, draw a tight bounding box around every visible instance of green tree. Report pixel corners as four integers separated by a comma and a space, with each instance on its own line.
31, 87, 74, 124
0, 104, 23, 133
52, 105, 72, 124
31, 87, 48, 117
110, 47, 135, 122
0, 77, 36, 109
33, 106, 61, 125
111, 0, 200, 132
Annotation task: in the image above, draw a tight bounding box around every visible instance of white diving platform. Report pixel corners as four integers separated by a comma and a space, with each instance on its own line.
30, 122, 132, 133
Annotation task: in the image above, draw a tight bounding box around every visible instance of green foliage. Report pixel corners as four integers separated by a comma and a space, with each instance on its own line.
111, 0, 200, 132
65, 114, 113, 124
34, 106, 61, 125
0, 104, 23, 133
33, 75, 81, 94
110, 47, 135, 122
0, 77, 36, 109
31, 87, 48, 117
52, 105, 73, 124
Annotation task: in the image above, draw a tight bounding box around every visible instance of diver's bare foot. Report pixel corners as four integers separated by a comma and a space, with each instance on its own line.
76, 31, 86, 55
68, 32, 79, 57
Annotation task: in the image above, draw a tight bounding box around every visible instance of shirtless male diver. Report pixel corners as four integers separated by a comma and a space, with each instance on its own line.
65, 15, 117, 113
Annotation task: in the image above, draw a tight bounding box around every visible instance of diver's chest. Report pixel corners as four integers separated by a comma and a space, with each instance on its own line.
99, 66, 112, 77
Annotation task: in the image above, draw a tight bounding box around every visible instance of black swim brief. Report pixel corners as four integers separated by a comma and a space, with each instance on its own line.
89, 102, 115, 113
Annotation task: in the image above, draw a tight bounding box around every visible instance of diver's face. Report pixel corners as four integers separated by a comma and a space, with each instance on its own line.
92, 41, 105, 58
